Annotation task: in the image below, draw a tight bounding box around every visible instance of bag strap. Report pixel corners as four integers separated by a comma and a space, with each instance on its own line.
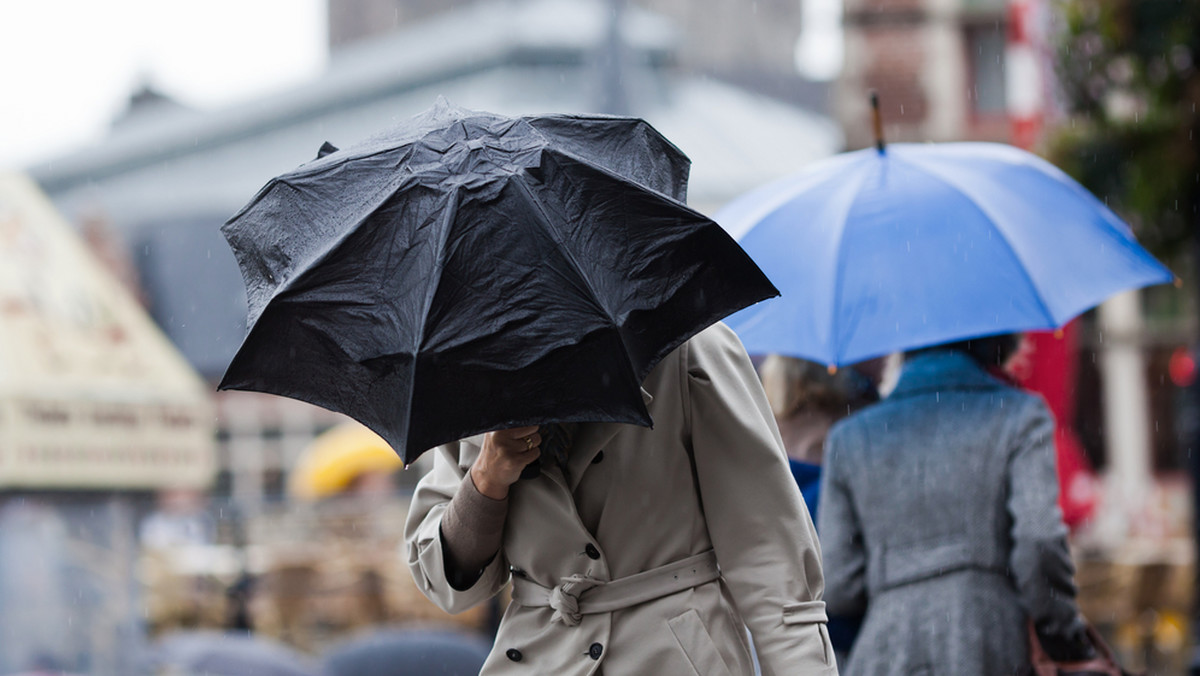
1025, 619, 1138, 676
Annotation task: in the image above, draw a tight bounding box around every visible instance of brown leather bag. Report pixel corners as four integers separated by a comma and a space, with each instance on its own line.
1021, 619, 1141, 676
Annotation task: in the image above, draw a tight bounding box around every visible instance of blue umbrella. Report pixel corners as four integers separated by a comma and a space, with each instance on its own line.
716, 142, 1175, 366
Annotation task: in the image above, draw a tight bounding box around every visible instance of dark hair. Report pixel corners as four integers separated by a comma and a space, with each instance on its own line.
907, 333, 1021, 368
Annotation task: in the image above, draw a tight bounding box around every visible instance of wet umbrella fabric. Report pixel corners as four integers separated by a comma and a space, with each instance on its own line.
143, 631, 319, 676
220, 100, 777, 463
320, 627, 491, 676
716, 142, 1174, 366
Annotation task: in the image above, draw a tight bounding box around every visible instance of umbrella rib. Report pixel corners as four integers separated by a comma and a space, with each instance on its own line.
508, 177, 617, 325
828, 160, 884, 366
240, 170, 415, 333
402, 186, 463, 448
890, 153, 1060, 328
721, 150, 866, 242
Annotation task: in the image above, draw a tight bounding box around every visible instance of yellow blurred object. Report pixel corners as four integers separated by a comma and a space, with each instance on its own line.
289, 423, 404, 499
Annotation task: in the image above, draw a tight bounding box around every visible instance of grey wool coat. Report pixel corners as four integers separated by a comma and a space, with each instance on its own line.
405, 323, 837, 675
818, 350, 1086, 676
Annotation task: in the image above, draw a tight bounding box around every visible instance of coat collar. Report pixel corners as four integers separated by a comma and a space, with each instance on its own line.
467, 388, 655, 494
561, 386, 654, 493
888, 350, 1006, 400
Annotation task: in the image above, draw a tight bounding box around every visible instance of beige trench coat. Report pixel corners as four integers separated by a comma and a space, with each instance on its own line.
404, 323, 836, 675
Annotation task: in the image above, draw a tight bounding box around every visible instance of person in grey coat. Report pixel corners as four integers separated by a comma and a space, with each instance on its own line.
818, 335, 1094, 676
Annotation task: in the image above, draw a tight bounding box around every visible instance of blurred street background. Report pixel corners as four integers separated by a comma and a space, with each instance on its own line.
1, 0, 1198, 673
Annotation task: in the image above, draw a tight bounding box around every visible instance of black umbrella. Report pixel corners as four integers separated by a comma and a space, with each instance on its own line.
142, 631, 319, 676
220, 99, 777, 463
320, 627, 491, 676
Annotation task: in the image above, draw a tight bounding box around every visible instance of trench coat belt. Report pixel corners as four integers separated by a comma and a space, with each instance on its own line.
510, 549, 720, 627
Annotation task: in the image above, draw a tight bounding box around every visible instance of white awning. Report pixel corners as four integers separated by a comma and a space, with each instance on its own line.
0, 173, 215, 489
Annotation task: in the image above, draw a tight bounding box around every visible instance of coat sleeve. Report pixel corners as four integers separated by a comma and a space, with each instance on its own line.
817, 422, 868, 617
403, 441, 511, 614
1006, 397, 1090, 650
685, 324, 837, 676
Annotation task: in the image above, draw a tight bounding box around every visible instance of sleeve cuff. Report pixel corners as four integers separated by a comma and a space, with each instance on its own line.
440, 470, 509, 587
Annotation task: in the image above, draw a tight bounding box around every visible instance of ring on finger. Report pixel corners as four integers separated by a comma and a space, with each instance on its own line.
524, 435, 534, 451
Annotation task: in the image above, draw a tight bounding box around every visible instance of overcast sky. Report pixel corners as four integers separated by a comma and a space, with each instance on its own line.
0, 0, 326, 169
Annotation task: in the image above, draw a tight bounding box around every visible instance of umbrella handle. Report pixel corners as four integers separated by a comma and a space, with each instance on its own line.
870, 91, 885, 154
519, 458, 542, 480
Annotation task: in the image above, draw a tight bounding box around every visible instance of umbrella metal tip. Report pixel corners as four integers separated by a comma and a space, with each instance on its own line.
1174, 276, 1184, 288
827, 364, 838, 375
1053, 328, 1064, 339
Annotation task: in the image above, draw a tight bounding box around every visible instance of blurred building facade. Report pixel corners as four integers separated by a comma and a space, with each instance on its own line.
836, 0, 1012, 146
328, 0, 827, 110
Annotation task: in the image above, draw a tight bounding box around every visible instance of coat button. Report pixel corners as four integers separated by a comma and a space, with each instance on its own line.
592, 450, 604, 464
506, 648, 523, 662
588, 643, 603, 660
585, 543, 601, 560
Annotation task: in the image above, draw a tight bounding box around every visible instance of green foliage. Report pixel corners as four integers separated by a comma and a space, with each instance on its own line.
1049, 0, 1200, 267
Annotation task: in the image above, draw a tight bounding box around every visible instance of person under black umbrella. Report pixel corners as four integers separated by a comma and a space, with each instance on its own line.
405, 320, 834, 675
221, 100, 834, 675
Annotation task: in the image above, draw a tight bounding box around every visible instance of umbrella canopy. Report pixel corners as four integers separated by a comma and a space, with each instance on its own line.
143, 631, 319, 676
716, 142, 1174, 366
220, 99, 776, 463
320, 627, 491, 676
288, 422, 402, 499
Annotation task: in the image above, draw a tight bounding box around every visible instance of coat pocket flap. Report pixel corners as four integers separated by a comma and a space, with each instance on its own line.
782, 600, 828, 625
668, 609, 736, 676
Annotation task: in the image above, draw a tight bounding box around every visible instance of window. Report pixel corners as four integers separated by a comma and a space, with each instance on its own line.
966, 22, 1007, 116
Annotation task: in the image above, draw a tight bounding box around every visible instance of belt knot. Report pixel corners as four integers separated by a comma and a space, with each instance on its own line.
548, 575, 601, 626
